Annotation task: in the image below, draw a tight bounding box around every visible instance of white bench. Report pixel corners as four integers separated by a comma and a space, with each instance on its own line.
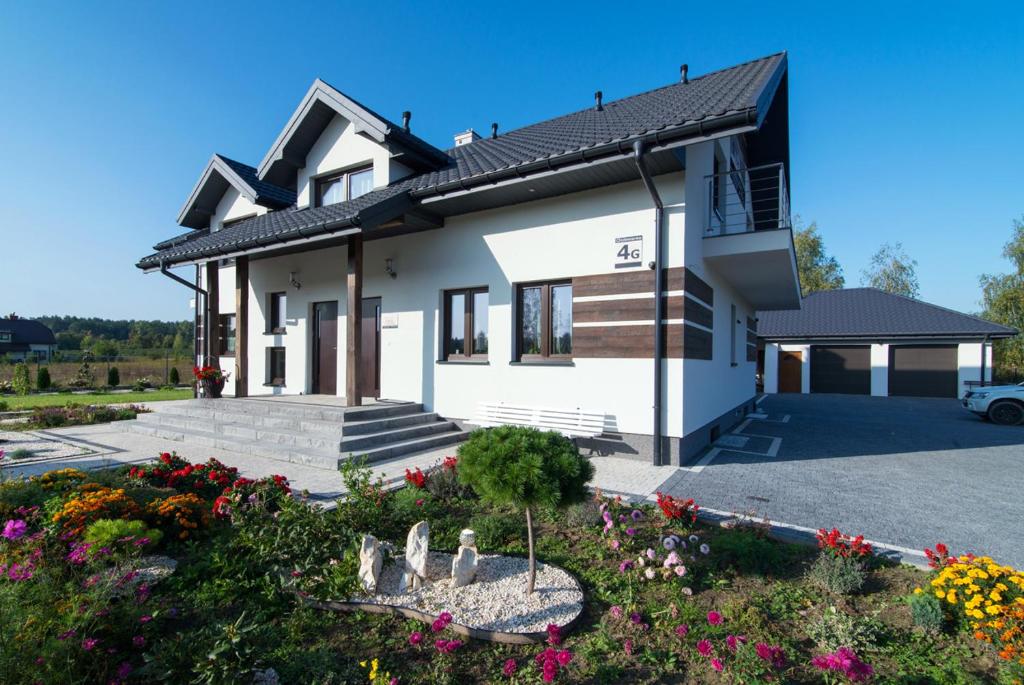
466, 402, 605, 439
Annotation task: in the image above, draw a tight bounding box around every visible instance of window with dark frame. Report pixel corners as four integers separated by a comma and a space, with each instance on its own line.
268, 292, 286, 333
443, 288, 488, 360
516, 280, 572, 361
712, 148, 725, 220
267, 347, 286, 386
217, 314, 236, 356
315, 165, 374, 207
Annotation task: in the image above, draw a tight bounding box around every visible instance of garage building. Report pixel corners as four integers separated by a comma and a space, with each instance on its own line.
758, 288, 1016, 398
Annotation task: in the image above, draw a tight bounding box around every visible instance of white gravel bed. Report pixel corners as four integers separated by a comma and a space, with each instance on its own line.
0, 429, 94, 464
360, 551, 583, 634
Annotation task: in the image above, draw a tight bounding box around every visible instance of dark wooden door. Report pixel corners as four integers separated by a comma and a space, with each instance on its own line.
888, 345, 958, 397
810, 345, 871, 394
361, 297, 381, 398
312, 301, 338, 395
778, 350, 803, 393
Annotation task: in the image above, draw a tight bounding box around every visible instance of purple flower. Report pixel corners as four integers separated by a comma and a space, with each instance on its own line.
629, 611, 643, 625
755, 643, 786, 668
117, 662, 133, 679
645, 548, 656, 560
409, 630, 423, 646
630, 509, 643, 521
132, 635, 145, 648
81, 638, 99, 651
618, 560, 633, 573
662, 536, 677, 551
625, 528, 636, 537
58, 629, 77, 641
2, 519, 27, 540
726, 634, 746, 651
710, 657, 724, 672
502, 658, 517, 677
675, 624, 689, 637
139, 615, 152, 624
609, 605, 623, 619
618, 514, 627, 523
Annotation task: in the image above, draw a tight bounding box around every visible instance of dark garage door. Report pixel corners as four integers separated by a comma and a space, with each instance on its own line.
811, 345, 871, 394
888, 345, 958, 398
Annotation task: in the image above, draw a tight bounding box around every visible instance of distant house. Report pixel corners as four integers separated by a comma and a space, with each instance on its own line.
0, 316, 58, 362
758, 288, 1017, 398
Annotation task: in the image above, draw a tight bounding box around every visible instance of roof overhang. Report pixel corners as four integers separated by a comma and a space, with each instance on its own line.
704, 228, 802, 310
257, 79, 449, 189
760, 333, 1018, 342
177, 154, 291, 229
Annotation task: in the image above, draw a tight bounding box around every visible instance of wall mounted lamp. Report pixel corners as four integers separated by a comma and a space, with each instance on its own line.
385, 258, 398, 279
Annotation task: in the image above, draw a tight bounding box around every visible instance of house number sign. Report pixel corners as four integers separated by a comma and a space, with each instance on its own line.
614, 235, 643, 269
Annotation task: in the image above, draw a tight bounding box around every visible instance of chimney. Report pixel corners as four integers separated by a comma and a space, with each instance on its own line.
594, 90, 603, 111
453, 129, 482, 146
402, 111, 411, 133
490, 122, 499, 139
680, 64, 689, 84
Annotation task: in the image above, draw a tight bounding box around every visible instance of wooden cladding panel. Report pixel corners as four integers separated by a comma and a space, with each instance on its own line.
683, 324, 713, 360
573, 295, 703, 324
573, 267, 712, 305
684, 297, 713, 329
683, 269, 713, 306
573, 323, 712, 360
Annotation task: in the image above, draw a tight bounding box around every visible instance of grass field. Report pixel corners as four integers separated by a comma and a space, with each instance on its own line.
1, 388, 192, 410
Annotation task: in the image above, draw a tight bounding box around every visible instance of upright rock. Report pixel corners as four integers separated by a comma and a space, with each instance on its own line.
451, 528, 478, 588
358, 534, 383, 594
399, 520, 430, 592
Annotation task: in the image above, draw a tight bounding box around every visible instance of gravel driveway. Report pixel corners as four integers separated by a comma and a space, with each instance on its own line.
662, 394, 1024, 566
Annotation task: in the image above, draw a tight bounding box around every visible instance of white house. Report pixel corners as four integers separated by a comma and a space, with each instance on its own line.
758, 288, 1016, 399
0, 317, 57, 362
137, 53, 800, 465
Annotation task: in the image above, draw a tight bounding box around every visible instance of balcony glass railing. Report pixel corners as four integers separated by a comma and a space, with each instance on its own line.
704, 162, 790, 236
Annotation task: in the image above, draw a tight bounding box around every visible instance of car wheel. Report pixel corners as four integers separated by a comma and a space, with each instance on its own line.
987, 400, 1024, 426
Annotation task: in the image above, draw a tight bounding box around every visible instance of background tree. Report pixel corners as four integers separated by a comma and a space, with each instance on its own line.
793, 218, 845, 296
861, 242, 920, 298
456, 426, 594, 594
36, 366, 51, 391
979, 216, 1024, 381
11, 363, 31, 396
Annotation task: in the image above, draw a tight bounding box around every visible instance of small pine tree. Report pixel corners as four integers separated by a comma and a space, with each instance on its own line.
169, 367, 180, 385
107, 366, 120, 387
36, 366, 51, 390
457, 426, 594, 594
12, 363, 31, 396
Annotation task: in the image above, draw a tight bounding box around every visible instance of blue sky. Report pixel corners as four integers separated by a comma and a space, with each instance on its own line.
1, 1, 1021, 321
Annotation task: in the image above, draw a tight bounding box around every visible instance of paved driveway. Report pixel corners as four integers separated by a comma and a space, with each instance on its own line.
661, 394, 1024, 566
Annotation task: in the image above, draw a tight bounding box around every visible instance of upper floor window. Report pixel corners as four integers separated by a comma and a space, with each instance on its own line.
315, 165, 374, 207
443, 288, 488, 360
268, 292, 287, 333
516, 280, 572, 360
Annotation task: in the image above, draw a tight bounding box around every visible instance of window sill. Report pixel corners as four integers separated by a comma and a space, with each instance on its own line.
509, 360, 575, 367
730, 362, 738, 367
436, 359, 489, 365
219, 353, 235, 358
263, 382, 286, 388
265, 330, 286, 336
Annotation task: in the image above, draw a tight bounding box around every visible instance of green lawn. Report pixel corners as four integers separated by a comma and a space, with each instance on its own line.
1, 388, 192, 410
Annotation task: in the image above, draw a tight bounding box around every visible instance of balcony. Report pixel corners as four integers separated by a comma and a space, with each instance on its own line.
702, 163, 800, 310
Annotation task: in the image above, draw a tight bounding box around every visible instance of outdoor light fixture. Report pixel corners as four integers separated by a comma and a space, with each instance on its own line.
289, 272, 302, 290
384, 258, 397, 279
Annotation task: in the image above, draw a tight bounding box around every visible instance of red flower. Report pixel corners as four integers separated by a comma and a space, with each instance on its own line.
817, 528, 873, 558
655, 492, 699, 522
443, 456, 458, 471
405, 467, 427, 489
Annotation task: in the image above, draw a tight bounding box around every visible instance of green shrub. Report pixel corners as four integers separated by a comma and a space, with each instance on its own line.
36, 366, 51, 390
84, 518, 163, 551
808, 553, 867, 595
563, 500, 603, 528
0, 400, 8, 412
425, 462, 472, 501
0, 478, 49, 518
335, 457, 394, 538
807, 605, 883, 653
714, 528, 786, 575
107, 366, 120, 387
7, 448, 34, 460
908, 591, 945, 633
468, 512, 526, 551
169, 367, 180, 385
68, 359, 95, 389
457, 426, 594, 594
12, 362, 31, 396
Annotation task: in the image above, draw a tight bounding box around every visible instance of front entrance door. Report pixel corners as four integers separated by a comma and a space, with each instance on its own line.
361, 297, 381, 398
778, 350, 803, 393
312, 301, 338, 395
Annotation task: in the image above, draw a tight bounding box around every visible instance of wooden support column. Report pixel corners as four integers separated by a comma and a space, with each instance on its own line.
204, 261, 219, 366
346, 236, 363, 406
234, 256, 249, 398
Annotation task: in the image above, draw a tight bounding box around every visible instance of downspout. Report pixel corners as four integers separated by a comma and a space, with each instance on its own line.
633, 140, 666, 466
980, 335, 989, 388
159, 259, 209, 368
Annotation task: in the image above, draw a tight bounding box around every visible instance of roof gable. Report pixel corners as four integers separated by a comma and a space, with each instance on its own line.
178, 154, 295, 229
758, 288, 1017, 339
0, 319, 56, 346
257, 79, 450, 188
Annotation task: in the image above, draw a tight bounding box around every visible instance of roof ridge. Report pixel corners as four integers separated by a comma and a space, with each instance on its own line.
865, 287, 1015, 332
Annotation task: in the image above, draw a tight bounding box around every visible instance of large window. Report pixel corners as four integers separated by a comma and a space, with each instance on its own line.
315, 165, 374, 207
218, 314, 236, 356
443, 288, 488, 360
267, 347, 286, 386
516, 280, 572, 360
268, 292, 286, 333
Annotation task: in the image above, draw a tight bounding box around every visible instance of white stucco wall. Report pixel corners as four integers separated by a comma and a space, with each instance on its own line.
295, 114, 392, 208
870, 343, 888, 396
763, 342, 779, 393
211, 188, 266, 232
957, 342, 993, 397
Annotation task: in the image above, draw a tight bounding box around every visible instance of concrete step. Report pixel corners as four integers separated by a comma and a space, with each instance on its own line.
339, 420, 457, 452
341, 411, 441, 436
342, 428, 468, 464
153, 404, 343, 435
135, 412, 338, 452
179, 398, 350, 422
341, 402, 424, 423
125, 420, 339, 470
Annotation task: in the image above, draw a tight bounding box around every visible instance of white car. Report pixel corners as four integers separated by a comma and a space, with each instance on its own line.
962, 383, 1024, 425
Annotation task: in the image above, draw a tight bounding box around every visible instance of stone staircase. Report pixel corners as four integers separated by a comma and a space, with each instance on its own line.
125, 398, 467, 470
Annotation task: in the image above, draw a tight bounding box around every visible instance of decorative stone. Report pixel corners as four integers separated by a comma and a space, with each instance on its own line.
358, 534, 383, 594
452, 528, 478, 587
399, 521, 429, 592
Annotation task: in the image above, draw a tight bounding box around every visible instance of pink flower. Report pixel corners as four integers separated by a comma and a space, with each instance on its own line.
290, 569, 303, 577
674, 564, 687, 577
755, 643, 786, 668
81, 638, 99, 651
811, 647, 873, 682
710, 658, 724, 672
610, 539, 620, 550
415, 498, 424, 507
624, 639, 634, 656
664, 551, 680, 567
409, 631, 423, 646
697, 639, 713, 656
675, 624, 689, 637
502, 658, 517, 677
438, 611, 453, 624
726, 634, 746, 651
556, 649, 572, 666
609, 605, 623, 619
646, 548, 656, 560
546, 623, 562, 645
625, 527, 637, 537
618, 560, 633, 573
58, 629, 77, 641
2, 519, 27, 540
706, 610, 723, 625
139, 615, 152, 624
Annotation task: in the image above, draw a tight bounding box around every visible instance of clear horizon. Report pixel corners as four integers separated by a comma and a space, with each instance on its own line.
1, 1, 1021, 320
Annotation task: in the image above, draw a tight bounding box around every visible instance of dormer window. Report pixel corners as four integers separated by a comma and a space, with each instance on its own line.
315, 165, 373, 207
0, 331, 10, 343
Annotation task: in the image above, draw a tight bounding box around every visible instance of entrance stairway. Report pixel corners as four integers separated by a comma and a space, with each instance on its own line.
125, 398, 467, 470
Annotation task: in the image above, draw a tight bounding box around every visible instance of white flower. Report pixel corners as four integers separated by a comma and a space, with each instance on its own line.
674, 564, 687, 577
700, 543, 710, 555
688, 535, 699, 544
681, 586, 693, 596
637, 557, 645, 567
662, 536, 676, 551
644, 568, 656, 580
646, 548, 657, 560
